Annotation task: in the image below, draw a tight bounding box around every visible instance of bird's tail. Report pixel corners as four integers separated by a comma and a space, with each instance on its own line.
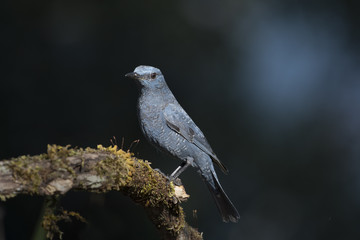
205, 171, 240, 223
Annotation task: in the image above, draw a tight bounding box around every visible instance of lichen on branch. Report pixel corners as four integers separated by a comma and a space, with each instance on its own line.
0, 144, 202, 240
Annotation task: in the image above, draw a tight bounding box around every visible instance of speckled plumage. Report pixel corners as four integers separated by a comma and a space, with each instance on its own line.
126, 65, 240, 223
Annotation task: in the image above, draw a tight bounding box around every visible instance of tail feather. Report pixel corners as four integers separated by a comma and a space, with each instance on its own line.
205, 172, 240, 223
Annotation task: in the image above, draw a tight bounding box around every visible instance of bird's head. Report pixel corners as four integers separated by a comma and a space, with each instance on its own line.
125, 65, 166, 90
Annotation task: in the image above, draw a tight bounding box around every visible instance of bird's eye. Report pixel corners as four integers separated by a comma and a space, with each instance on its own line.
150, 73, 157, 79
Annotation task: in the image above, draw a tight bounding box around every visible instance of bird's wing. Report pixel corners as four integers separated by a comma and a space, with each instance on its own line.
163, 103, 228, 174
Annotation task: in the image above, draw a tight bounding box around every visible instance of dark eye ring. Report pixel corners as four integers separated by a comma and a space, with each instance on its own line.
150, 73, 157, 79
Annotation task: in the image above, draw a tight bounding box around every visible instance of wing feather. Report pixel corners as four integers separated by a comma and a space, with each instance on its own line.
164, 103, 228, 174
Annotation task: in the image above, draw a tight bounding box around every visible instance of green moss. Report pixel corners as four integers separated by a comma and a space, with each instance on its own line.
3, 144, 187, 238
128, 160, 166, 206
47, 145, 77, 177
94, 145, 134, 191
5, 145, 80, 196
7, 155, 43, 194
47, 144, 77, 159
0, 193, 16, 201
42, 196, 86, 240
94, 145, 176, 209
42, 211, 86, 240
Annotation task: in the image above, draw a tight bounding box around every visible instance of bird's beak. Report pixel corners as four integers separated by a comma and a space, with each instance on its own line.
125, 72, 139, 79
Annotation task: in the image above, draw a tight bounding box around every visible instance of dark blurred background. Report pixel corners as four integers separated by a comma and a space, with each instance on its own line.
1, 0, 360, 239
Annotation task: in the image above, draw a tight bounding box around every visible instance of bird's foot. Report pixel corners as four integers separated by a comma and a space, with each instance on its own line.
153, 168, 182, 186
169, 177, 183, 186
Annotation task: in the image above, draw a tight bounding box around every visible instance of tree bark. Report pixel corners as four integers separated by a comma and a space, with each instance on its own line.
0, 144, 202, 240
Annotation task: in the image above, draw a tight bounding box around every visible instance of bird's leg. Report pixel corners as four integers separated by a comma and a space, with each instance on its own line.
169, 157, 193, 181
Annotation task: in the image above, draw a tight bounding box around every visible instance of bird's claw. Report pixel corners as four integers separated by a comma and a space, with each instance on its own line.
153, 168, 182, 185
169, 177, 183, 186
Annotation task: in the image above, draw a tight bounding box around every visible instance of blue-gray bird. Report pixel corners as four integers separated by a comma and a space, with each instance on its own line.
125, 65, 240, 222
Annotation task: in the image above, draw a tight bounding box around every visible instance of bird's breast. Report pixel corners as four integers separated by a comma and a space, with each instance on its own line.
137, 94, 166, 142
137, 91, 193, 161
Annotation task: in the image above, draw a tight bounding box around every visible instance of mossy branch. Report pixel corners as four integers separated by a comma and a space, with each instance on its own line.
0, 145, 202, 240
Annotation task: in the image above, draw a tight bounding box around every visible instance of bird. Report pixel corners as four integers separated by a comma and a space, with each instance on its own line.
125, 65, 240, 223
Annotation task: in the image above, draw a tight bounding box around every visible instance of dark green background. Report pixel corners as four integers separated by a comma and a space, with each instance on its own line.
1, 0, 360, 239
